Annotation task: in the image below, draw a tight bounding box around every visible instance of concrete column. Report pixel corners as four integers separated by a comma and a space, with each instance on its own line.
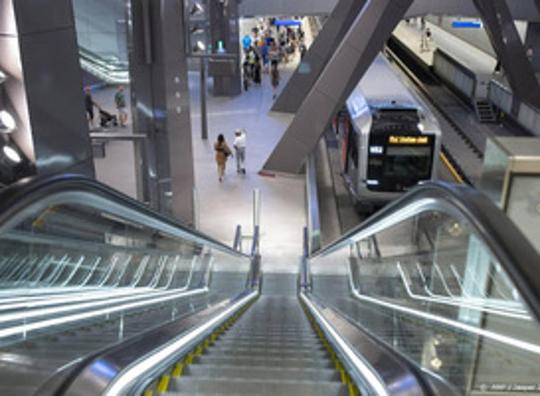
272, 0, 367, 113
263, 0, 413, 174
0, 0, 94, 177
128, 0, 195, 224
474, 0, 540, 110
208, 0, 241, 96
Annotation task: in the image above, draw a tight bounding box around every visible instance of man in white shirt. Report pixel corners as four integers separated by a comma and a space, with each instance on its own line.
233, 128, 247, 174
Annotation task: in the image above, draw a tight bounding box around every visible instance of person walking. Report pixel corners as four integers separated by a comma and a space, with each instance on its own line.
420, 27, 431, 52
115, 85, 128, 127
84, 86, 99, 129
271, 62, 280, 99
269, 41, 280, 68
233, 129, 247, 174
214, 134, 232, 182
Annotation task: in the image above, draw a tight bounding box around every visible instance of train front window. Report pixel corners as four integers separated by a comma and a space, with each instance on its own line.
367, 134, 435, 193
384, 146, 432, 178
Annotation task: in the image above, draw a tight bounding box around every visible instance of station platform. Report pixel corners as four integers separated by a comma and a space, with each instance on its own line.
393, 20, 497, 79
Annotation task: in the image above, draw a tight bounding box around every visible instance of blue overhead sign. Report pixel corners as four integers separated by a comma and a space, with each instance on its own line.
273, 19, 302, 27
452, 20, 482, 29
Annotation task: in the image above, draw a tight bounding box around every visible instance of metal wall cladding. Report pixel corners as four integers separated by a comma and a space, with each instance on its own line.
3, 0, 94, 177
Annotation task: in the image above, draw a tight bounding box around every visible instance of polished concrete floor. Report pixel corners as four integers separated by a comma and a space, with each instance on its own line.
190, 20, 312, 273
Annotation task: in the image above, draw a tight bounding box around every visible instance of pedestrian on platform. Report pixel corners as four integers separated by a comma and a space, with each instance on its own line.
271, 62, 280, 99
243, 60, 251, 91
420, 27, 431, 52
214, 134, 233, 182
115, 85, 128, 127
233, 129, 247, 174
269, 41, 280, 68
242, 34, 252, 52
84, 86, 99, 129
299, 41, 307, 60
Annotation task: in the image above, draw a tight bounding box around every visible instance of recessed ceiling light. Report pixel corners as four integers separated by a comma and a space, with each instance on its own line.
3, 145, 21, 164
0, 111, 16, 134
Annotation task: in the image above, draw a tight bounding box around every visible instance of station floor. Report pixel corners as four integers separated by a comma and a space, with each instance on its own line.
189, 65, 303, 274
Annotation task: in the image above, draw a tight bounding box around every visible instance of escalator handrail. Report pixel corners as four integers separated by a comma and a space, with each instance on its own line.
0, 174, 249, 258
309, 181, 540, 321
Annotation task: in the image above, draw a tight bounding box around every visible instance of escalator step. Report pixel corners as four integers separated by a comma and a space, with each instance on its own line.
194, 355, 335, 369
166, 377, 348, 396
184, 364, 340, 382
204, 348, 329, 359
215, 339, 323, 349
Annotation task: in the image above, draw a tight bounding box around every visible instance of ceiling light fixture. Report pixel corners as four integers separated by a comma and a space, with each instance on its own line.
3, 145, 21, 164
0, 111, 16, 134
195, 40, 206, 52
190, 2, 204, 15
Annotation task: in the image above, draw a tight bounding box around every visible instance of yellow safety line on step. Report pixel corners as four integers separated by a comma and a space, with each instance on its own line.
439, 152, 464, 184
143, 297, 259, 395
300, 300, 361, 396
156, 375, 170, 394
172, 362, 184, 378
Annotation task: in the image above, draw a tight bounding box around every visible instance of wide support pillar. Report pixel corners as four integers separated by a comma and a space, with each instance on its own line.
208, 0, 241, 96
473, 0, 540, 110
272, 0, 367, 113
129, 0, 195, 224
0, 0, 94, 177
263, 0, 413, 174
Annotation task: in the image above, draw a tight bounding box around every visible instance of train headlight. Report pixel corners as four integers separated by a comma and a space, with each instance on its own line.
417, 123, 425, 132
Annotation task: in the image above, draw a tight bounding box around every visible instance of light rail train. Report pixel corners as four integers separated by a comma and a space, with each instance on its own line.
334, 54, 442, 213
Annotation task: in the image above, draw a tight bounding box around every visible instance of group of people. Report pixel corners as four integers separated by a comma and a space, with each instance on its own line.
214, 129, 247, 182
84, 85, 128, 129
242, 19, 308, 99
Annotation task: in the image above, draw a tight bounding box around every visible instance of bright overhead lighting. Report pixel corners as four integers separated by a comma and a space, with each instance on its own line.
0, 111, 16, 134
190, 26, 205, 35
190, 2, 204, 15
0, 70, 6, 84
196, 40, 206, 52
3, 145, 21, 164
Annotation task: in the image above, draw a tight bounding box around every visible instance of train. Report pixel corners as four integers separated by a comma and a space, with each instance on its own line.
333, 54, 442, 213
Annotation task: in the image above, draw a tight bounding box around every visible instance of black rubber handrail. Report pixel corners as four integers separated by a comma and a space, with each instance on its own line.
0, 174, 249, 258
310, 181, 540, 321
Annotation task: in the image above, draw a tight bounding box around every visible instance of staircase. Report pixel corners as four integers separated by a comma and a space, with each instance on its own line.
474, 99, 498, 123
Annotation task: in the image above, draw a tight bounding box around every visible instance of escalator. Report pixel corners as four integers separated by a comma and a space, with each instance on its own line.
158, 275, 351, 396
0, 176, 539, 395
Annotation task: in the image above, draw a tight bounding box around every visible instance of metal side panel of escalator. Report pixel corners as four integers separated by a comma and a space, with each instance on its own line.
0, 175, 258, 396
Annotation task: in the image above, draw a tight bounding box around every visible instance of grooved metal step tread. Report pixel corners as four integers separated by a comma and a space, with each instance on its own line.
208, 343, 325, 353
215, 339, 323, 349
221, 334, 320, 342
194, 355, 334, 369
205, 348, 328, 359
167, 377, 348, 396
184, 364, 340, 382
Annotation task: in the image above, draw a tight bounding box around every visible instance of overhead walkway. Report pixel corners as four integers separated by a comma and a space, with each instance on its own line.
0, 176, 538, 395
